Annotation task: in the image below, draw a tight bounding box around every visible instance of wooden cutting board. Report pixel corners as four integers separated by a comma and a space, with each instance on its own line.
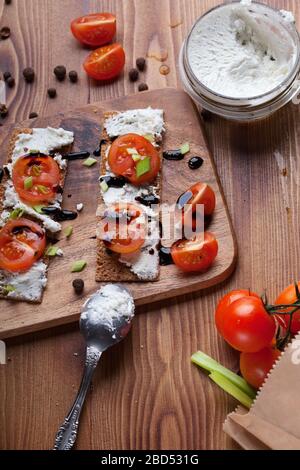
0, 88, 237, 339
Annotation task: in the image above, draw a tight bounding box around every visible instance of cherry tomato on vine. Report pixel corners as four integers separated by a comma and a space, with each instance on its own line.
240, 347, 281, 389
219, 296, 276, 353
275, 282, 300, 335
215, 289, 260, 334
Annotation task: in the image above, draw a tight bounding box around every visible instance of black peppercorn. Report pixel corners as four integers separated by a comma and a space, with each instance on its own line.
54, 65, 66, 81
0, 27, 11, 40
47, 88, 57, 99
72, 278, 84, 295
136, 57, 146, 71
138, 83, 149, 92
23, 67, 35, 83
129, 68, 139, 82
6, 76, 15, 88
29, 112, 38, 119
68, 70, 78, 83
3, 71, 11, 81
0, 104, 9, 118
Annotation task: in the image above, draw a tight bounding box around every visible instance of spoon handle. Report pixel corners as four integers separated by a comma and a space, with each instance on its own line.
53, 346, 102, 450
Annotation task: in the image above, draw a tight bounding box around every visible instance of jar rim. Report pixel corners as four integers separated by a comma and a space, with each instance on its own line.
184, 0, 300, 103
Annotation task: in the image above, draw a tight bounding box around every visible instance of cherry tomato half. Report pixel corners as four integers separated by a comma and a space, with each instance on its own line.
215, 289, 260, 334
12, 154, 61, 205
240, 347, 281, 389
177, 182, 216, 235
71, 13, 116, 47
100, 203, 146, 254
0, 218, 46, 272
220, 296, 276, 353
108, 133, 160, 185
275, 282, 300, 335
83, 43, 125, 81
171, 232, 218, 273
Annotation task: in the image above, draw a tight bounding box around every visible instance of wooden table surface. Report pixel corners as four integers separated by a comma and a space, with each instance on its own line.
1, 0, 299, 450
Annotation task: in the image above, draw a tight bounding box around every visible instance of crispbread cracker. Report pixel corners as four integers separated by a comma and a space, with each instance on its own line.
96, 111, 162, 282
0, 128, 71, 303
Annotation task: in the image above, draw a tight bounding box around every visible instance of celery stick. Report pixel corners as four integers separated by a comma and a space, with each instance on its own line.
191, 351, 256, 399
209, 372, 253, 409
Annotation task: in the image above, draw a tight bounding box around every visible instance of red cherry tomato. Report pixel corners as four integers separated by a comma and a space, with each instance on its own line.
100, 203, 146, 254
0, 218, 46, 272
83, 43, 125, 81
171, 232, 218, 273
71, 13, 116, 47
215, 289, 260, 333
177, 183, 216, 235
12, 154, 60, 205
108, 134, 160, 185
275, 282, 300, 335
240, 347, 281, 389
220, 297, 276, 353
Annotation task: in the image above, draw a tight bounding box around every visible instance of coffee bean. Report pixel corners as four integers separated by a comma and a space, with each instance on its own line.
0, 27, 11, 40
6, 76, 15, 88
129, 68, 139, 82
0, 104, 9, 118
68, 70, 78, 83
138, 83, 149, 92
47, 88, 57, 99
3, 71, 11, 81
136, 57, 146, 71
29, 112, 38, 119
54, 65, 66, 81
23, 67, 35, 83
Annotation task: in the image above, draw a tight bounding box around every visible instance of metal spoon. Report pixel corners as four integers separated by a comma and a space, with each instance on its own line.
53, 284, 135, 450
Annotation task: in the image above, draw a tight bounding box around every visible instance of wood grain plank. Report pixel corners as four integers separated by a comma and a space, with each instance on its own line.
1, 0, 299, 451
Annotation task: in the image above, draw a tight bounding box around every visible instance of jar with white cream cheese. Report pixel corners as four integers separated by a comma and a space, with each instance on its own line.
179, 1, 300, 121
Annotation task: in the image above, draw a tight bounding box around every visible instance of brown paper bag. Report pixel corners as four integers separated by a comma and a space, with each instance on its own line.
223, 333, 300, 450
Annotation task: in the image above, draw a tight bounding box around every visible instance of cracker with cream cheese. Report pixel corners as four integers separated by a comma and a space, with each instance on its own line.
0, 127, 74, 303
96, 109, 164, 282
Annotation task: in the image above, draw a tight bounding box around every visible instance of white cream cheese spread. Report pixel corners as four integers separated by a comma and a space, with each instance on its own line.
187, 1, 297, 98
105, 108, 165, 140
81, 284, 135, 332
1, 127, 74, 233
100, 109, 164, 281
0, 261, 47, 302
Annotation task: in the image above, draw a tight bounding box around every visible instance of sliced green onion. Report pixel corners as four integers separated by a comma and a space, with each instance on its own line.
180, 142, 190, 155
132, 154, 141, 162
3, 285, 16, 294
37, 185, 49, 194
127, 147, 139, 155
45, 245, 59, 257
144, 134, 155, 143
32, 164, 41, 176
24, 176, 33, 190
83, 157, 97, 167
191, 351, 256, 399
100, 180, 109, 193
136, 156, 151, 178
71, 260, 87, 273
209, 372, 253, 409
29, 149, 40, 154
9, 208, 24, 220
33, 205, 45, 214
64, 226, 73, 238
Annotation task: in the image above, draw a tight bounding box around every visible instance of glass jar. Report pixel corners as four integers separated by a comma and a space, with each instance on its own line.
179, 1, 300, 122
